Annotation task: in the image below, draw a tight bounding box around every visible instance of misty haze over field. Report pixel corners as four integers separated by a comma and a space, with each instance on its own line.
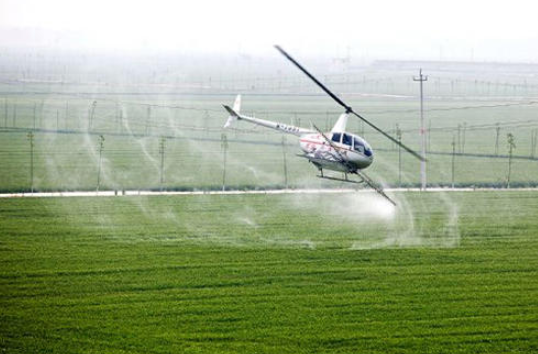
1, 0, 537, 63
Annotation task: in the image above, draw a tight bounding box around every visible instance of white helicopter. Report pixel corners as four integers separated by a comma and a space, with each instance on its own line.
223, 46, 425, 206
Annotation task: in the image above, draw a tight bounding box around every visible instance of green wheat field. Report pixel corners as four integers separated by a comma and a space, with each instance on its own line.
1, 52, 538, 353
1, 191, 537, 353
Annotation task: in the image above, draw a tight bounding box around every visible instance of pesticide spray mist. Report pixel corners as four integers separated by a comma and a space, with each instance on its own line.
344, 158, 461, 250
278, 189, 460, 250
38, 90, 459, 249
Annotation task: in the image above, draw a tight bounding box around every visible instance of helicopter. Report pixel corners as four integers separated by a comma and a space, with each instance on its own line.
223, 45, 425, 206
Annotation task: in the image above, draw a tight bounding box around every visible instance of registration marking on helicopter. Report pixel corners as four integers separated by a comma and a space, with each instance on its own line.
300, 138, 355, 153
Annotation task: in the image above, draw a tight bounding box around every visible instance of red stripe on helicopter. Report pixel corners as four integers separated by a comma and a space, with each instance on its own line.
299, 139, 355, 153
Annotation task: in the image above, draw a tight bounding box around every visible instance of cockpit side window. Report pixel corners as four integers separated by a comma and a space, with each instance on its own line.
331, 133, 342, 143
342, 133, 352, 146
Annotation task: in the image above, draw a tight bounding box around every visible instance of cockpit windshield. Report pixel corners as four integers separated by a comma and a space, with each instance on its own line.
353, 137, 372, 157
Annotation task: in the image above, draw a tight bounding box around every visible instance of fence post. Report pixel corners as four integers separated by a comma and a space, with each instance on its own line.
530, 129, 537, 159
506, 133, 515, 188
282, 136, 288, 189
119, 106, 124, 134
33, 102, 37, 130
159, 137, 166, 191
146, 106, 151, 136
3, 98, 7, 127
12, 102, 16, 127
495, 123, 500, 156
27, 132, 34, 193
451, 135, 456, 189
65, 102, 69, 130
462, 122, 467, 153
221, 133, 228, 191
396, 124, 402, 188
88, 101, 96, 131
96, 135, 105, 192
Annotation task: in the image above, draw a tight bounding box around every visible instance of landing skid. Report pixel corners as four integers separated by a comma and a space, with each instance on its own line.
317, 175, 364, 185
318, 171, 397, 206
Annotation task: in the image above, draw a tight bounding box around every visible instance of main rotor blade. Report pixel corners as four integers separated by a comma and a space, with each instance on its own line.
274, 45, 351, 112
274, 45, 426, 162
350, 110, 426, 162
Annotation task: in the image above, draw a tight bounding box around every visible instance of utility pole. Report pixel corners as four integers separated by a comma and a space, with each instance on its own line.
457, 124, 462, 153
159, 137, 166, 191
392, 124, 397, 151
115, 104, 120, 133
39, 100, 44, 128
221, 133, 228, 191
88, 101, 97, 131
12, 102, 16, 127
495, 123, 500, 156
65, 102, 69, 130
413, 69, 428, 190
119, 106, 124, 134
451, 135, 456, 189
282, 136, 288, 189
27, 132, 35, 193
33, 102, 37, 130
146, 106, 151, 136
96, 135, 105, 192
428, 119, 432, 152
462, 122, 467, 153
396, 124, 402, 188
506, 133, 515, 188
3, 98, 7, 127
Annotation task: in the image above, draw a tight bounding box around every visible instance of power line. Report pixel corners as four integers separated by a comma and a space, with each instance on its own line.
3, 127, 538, 162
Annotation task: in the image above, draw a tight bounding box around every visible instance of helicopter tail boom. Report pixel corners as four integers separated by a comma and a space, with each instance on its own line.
222, 98, 314, 136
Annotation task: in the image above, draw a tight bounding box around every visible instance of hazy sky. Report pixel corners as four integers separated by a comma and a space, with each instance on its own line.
1, 0, 537, 61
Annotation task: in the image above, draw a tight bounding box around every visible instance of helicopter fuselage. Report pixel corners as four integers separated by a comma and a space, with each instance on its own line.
223, 99, 373, 174
299, 132, 373, 173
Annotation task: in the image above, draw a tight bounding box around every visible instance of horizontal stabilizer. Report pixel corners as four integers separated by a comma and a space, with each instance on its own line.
223, 105, 241, 128
223, 105, 239, 118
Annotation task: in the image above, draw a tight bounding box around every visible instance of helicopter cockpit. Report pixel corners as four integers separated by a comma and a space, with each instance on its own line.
331, 133, 373, 157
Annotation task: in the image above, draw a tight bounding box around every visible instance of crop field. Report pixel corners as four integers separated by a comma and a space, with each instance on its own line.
1, 191, 537, 353
1, 52, 538, 354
